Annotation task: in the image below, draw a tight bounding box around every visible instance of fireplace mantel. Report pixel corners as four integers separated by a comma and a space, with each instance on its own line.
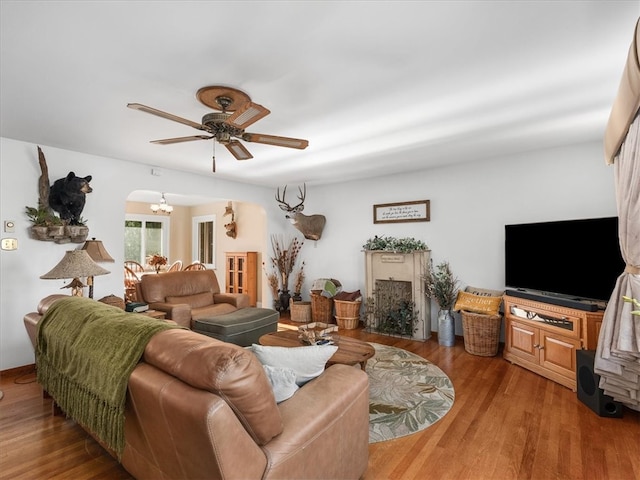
364, 250, 431, 341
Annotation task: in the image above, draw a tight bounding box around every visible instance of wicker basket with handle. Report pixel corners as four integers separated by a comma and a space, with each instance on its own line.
461, 310, 502, 356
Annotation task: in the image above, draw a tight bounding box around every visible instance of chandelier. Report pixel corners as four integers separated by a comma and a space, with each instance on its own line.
150, 193, 173, 214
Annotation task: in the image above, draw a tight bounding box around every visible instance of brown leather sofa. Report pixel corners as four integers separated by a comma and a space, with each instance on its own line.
24, 296, 370, 479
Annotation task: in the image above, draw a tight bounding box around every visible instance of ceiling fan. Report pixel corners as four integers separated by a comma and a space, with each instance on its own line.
127, 85, 309, 172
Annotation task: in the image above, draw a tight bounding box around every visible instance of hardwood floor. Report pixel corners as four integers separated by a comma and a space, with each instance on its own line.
1, 325, 638, 480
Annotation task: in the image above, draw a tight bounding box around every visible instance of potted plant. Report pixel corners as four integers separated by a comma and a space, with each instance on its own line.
423, 260, 459, 346
363, 235, 428, 253
25, 205, 65, 241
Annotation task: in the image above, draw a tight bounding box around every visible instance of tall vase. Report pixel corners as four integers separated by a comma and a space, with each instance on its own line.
278, 290, 291, 313
438, 309, 455, 347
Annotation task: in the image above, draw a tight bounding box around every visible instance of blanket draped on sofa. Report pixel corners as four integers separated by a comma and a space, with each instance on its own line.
35, 296, 179, 458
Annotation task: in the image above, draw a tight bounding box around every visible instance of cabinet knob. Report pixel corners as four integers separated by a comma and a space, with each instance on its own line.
533, 343, 540, 348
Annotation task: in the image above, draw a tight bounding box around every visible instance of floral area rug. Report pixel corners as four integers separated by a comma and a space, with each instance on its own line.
367, 343, 455, 443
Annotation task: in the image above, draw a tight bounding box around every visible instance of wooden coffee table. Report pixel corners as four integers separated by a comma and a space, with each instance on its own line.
258, 330, 375, 370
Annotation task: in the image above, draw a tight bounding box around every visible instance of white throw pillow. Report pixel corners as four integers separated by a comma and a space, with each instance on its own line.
261, 365, 299, 403
251, 343, 339, 386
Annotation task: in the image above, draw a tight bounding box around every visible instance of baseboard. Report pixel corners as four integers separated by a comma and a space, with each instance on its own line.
1, 363, 36, 377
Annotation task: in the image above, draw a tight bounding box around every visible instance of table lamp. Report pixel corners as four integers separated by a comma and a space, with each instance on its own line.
41, 250, 110, 298
81, 238, 115, 298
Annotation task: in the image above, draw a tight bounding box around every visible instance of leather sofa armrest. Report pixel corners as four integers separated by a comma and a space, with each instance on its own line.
264, 364, 370, 479
24, 294, 68, 350
38, 294, 69, 314
148, 302, 192, 328
24, 313, 40, 349
214, 293, 249, 309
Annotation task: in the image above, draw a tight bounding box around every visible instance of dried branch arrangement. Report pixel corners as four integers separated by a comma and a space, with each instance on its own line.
268, 235, 304, 293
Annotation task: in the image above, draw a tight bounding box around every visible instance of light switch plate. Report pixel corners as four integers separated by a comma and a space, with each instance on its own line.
1, 238, 18, 250
4, 221, 15, 233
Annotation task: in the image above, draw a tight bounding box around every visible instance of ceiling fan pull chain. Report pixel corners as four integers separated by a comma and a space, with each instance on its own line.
212, 141, 216, 173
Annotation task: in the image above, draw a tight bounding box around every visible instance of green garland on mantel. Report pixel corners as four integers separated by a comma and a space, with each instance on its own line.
362, 235, 429, 253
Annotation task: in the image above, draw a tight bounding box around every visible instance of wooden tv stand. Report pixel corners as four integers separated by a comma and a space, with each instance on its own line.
503, 295, 604, 391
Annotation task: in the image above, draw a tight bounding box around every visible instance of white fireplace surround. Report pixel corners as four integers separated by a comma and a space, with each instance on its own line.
364, 250, 431, 341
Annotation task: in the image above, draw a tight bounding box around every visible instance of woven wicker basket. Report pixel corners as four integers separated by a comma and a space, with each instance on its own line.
461, 310, 502, 356
289, 299, 312, 323
334, 299, 361, 318
311, 293, 334, 323
336, 316, 360, 330
99, 295, 126, 310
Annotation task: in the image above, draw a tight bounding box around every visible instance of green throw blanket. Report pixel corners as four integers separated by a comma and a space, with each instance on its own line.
36, 296, 179, 459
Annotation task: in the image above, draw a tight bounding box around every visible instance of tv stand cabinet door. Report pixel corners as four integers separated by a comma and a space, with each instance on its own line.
506, 320, 539, 364
539, 331, 580, 381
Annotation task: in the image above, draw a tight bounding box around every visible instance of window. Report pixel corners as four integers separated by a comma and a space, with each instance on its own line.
125, 214, 170, 266
192, 215, 216, 269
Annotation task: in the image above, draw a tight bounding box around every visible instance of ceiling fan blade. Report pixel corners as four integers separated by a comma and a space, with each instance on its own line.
242, 133, 309, 149
150, 135, 213, 145
225, 102, 270, 129
225, 140, 253, 160
127, 103, 207, 131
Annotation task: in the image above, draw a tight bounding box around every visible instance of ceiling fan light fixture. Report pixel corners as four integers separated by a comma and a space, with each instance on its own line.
216, 131, 232, 144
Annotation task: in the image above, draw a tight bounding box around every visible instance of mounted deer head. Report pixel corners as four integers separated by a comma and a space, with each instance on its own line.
275, 184, 326, 241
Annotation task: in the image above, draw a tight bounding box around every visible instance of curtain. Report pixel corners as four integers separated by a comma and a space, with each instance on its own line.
594, 18, 640, 412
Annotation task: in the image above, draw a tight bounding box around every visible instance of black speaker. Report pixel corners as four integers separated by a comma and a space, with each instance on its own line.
576, 349, 623, 418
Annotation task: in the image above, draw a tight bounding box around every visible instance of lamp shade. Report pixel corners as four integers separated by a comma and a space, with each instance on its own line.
81, 238, 115, 263
41, 250, 111, 280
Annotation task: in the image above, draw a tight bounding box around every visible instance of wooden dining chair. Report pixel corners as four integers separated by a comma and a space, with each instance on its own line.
124, 265, 141, 302
167, 260, 183, 272
125, 260, 145, 273
183, 261, 207, 271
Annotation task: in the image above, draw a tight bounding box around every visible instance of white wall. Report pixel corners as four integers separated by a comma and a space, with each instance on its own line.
300, 141, 617, 336
0, 137, 617, 370
0, 137, 289, 370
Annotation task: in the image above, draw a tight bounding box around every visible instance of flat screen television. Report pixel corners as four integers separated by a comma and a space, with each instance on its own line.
504, 217, 625, 307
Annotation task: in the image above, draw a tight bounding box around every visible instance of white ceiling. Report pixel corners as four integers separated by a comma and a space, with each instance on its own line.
1, 1, 638, 189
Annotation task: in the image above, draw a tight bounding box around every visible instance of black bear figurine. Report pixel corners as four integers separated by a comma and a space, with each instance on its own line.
48, 172, 93, 225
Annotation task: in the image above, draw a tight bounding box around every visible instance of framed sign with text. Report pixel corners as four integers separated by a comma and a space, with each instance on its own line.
373, 200, 430, 224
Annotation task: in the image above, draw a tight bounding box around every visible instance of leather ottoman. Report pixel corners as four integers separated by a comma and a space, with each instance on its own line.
193, 307, 279, 346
